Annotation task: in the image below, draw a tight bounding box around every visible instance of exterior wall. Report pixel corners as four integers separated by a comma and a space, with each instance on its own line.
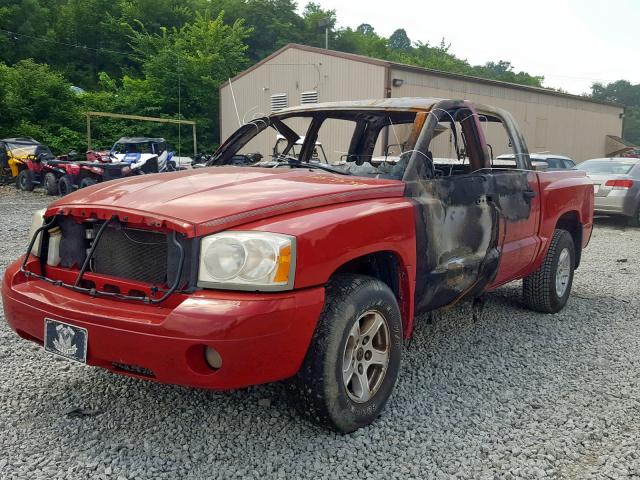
390, 68, 623, 162
220, 48, 385, 161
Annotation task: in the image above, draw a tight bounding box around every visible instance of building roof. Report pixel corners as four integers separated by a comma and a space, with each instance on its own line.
224, 43, 622, 109
606, 135, 637, 157
275, 97, 444, 114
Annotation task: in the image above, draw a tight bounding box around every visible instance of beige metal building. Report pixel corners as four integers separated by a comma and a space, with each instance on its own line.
220, 44, 624, 162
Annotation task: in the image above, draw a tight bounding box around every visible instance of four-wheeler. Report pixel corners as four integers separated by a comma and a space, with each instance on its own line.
44, 158, 133, 196
3, 98, 594, 432
0, 138, 55, 188
110, 137, 177, 174
578, 157, 640, 226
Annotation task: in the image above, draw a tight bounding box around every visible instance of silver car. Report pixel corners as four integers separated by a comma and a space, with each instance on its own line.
496, 153, 576, 170
577, 157, 640, 227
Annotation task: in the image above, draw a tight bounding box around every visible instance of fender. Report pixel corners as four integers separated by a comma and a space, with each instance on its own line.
530, 171, 594, 271
237, 198, 418, 335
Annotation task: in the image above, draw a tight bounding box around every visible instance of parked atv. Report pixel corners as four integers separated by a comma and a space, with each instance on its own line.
17, 152, 59, 192
46, 155, 133, 196
109, 137, 178, 174
0, 137, 54, 188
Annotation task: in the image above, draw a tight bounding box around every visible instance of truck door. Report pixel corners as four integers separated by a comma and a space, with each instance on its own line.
402, 101, 535, 314
479, 111, 542, 285
490, 170, 541, 285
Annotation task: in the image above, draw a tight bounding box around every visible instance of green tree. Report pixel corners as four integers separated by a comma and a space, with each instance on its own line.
47, 0, 127, 87
212, 0, 305, 62
300, 2, 336, 48
127, 11, 251, 151
472, 60, 543, 87
0, 0, 60, 65
591, 80, 640, 145
404, 39, 472, 74
0, 60, 84, 153
333, 25, 388, 59
388, 28, 411, 52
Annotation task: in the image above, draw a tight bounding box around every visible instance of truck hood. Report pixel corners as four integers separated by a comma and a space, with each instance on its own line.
47, 167, 405, 236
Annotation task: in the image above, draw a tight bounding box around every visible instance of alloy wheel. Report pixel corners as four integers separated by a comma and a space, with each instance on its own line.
555, 247, 571, 297
342, 310, 390, 403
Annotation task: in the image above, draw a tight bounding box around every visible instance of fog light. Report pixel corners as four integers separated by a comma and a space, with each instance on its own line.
205, 346, 222, 370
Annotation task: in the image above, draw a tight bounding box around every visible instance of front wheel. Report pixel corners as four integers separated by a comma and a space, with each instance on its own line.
79, 177, 97, 188
58, 175, 74, 196
17, 169, 35, 191
292, 274, 403, 432
43, 172, 58, 196
523, 229, 575, 313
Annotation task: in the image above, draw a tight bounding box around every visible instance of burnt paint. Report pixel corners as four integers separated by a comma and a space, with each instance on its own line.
404, 100, 534, 314
409, 171, 533, 314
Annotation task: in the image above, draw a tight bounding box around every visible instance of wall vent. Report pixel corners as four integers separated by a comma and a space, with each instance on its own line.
271, 93, 288, 112
300, 91, 319, 104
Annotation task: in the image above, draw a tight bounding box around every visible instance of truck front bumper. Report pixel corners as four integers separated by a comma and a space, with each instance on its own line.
2, 259, 325, 390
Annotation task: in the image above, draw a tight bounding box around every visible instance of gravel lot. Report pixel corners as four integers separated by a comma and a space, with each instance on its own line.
1, 184, 639, 479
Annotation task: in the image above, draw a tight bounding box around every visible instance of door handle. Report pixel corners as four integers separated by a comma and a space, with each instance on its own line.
523, 189, 537, 199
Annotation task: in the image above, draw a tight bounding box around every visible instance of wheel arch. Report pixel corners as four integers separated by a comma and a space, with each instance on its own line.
555, 210, 582, 268
329, 250, 414, 338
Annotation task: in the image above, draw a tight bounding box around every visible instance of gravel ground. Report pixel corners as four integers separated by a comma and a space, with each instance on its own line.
1, 184, 639, 479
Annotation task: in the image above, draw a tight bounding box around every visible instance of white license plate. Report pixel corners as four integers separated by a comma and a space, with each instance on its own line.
593, 184, 600, 194
44, 319, 88, 363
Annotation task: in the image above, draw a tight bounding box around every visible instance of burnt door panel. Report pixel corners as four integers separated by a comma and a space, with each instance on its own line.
491, 171, 541, 285
410, 170, 533, 314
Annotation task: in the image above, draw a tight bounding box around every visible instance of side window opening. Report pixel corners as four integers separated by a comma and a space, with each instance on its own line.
411, 107, 488, 179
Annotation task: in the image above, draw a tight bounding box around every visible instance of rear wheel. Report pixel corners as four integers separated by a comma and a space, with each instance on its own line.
17, 169, 35, 191
628, 204, 640, 228
79, 177, 97, 188
292, 274, 402, 432
58, 175, 74, 196
523, 229, 575, 313
43, 172, 58, 196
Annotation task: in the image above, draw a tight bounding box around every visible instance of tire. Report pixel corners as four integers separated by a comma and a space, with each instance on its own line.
292, 274, 403, 432
17, 169, 35, 191
58, 175, 74, 196
628, 204, 640, 228
523, 229, 575, 313
43, 172, 58, 196
79, 177, 97, 188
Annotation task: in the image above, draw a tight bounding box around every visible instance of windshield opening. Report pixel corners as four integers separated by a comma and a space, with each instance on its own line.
113, 143, 155, 154
211, 110, 421, 179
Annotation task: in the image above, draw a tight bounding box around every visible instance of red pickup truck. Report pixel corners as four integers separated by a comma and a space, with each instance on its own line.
2, 98, 593, 432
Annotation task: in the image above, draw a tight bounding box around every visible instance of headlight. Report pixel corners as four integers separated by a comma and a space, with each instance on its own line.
28, 208, 46, 257
198, 232, 295, 291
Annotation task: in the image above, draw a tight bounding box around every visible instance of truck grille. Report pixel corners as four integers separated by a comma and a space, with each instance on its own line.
92, 227, 167, 285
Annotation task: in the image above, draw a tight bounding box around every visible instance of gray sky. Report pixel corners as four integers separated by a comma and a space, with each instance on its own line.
303, 0, 640, 94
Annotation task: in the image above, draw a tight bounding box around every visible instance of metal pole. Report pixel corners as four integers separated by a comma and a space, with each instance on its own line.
325, 27, 328, 49
86, 114, 92, 150
192, 124, 197, 156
